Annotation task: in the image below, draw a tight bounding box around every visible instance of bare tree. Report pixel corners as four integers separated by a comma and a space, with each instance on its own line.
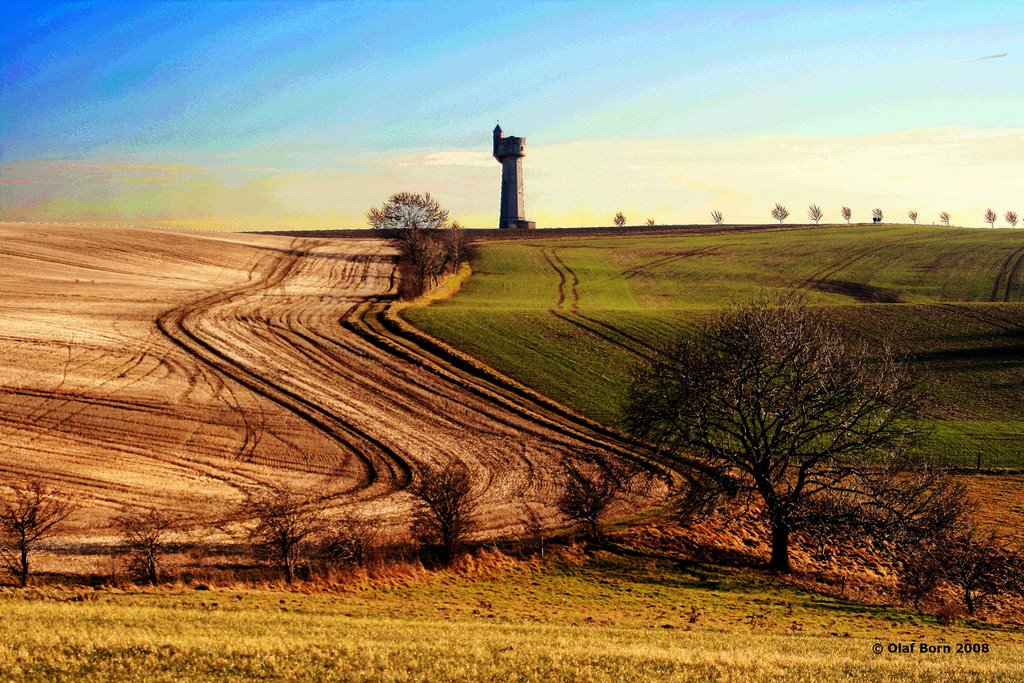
807, 204, 823, 225
771, 203, 789, 224
367, 192, 452, 298
711, 210, 724, 225
800, 461, 970, 611
321, 510, 382, 569
908, 210, 918, 225
939, 211, 951, 227
898, 538, 945, 612
1006, 211, 1019, 228
411, 462, 478, 566
367, 191, 449, 234
646, 217, 655, 226
888, 476, 968, 612
984, 208, 997, 228
872, 208, 883, 223
556, 462, 622, 543
446, 221, 471, 268
623, 295, 920, 572
112, 506, 184, 586
937, 524, 1016, 616
841, 206, 852, 224
420, 236, 450, 288
613, 212, 627, 228
237, 482, 329, 584
0, 479, 76, 587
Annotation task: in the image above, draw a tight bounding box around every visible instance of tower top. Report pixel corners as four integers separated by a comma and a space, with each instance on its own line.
493, 122, 503, 134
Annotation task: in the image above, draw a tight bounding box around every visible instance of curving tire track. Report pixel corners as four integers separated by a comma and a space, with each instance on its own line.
541, 249, 660, 357
155, 247, 413, 491
157, 238, 671, 532
990, 246, 1024, 303
0, 224, 671, 549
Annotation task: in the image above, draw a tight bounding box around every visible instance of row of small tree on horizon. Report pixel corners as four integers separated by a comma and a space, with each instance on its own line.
613, 207, 1021, 228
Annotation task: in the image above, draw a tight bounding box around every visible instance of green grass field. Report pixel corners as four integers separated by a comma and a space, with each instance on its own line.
3, 551, 1022, 681
405, 224, 1024, 467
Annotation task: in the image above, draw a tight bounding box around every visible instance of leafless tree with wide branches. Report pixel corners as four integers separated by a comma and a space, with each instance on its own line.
841, 206, 852, 224
623, 295, 922, 572
0, 479, 76, 587
936, 523, 1019, 617
112, 506, 185, 585
236, 482, 330, 584
556, 460, 624, 543
411, 461, 478, 566
367, 192, 456, 297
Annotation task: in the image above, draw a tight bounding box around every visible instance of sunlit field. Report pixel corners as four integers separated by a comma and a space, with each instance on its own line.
407, 224, 1024, 467
3, 552, 1022, 682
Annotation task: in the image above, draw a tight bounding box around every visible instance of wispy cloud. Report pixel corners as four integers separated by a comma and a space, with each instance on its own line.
947, 53, 1008, 64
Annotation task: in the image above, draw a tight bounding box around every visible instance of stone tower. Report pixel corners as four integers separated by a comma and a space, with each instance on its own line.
492, 124, 535, 229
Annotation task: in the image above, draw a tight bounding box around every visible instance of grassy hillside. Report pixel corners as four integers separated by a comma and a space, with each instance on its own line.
405, 224, 1024, 467
3, 551, 1022, 681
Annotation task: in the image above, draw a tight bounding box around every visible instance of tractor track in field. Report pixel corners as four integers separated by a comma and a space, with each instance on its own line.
154, 247, 412, 488
541, 249, 568, 309
541, 248, 661, 357
0, 224, 669, 547
619, 245, 722, 281
794, 234, 934, 295
931, 303, 1024, 335
990, 246, 1024, 303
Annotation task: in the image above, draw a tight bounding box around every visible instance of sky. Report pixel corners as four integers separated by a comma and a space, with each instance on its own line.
1, 0, 1021, 230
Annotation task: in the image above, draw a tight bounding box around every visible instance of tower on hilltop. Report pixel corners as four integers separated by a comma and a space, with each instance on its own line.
492, 123, 535, 229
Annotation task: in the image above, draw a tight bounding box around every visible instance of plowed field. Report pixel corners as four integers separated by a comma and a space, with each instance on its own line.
0, 223, 666, 552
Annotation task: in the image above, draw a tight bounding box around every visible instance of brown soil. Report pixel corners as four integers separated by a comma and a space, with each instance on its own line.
0, 222, 668, 562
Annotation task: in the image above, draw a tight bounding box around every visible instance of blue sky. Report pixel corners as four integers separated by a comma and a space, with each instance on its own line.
1, 1, 1021, 228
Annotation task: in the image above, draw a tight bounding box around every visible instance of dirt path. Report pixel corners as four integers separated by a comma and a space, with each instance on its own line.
0, 223, 668, 553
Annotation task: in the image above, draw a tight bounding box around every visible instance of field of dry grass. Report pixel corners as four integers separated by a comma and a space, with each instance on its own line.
2, 549, 1022, 682
0, 222, 666, 573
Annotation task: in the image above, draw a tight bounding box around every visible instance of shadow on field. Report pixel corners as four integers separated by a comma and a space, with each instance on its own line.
805, 279, 903, 303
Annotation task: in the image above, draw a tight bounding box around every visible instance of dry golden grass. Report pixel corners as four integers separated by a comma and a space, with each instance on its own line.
1, 550, 1022, 682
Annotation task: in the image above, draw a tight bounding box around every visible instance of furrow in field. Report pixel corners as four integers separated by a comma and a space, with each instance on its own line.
542, 249, 660, 356
618, 245, 722, 281
991, 246, 1024, 303
0, 223, 672, 548
155, 249, 411, 492
540, 249, 567, 309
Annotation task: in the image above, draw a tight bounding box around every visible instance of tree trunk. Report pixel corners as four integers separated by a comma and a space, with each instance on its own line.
770, 518, 791, 573
147, 552, 159, 586
19, 544, 29, 587
283, 549, 294, 584
965, 588, 975, 616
